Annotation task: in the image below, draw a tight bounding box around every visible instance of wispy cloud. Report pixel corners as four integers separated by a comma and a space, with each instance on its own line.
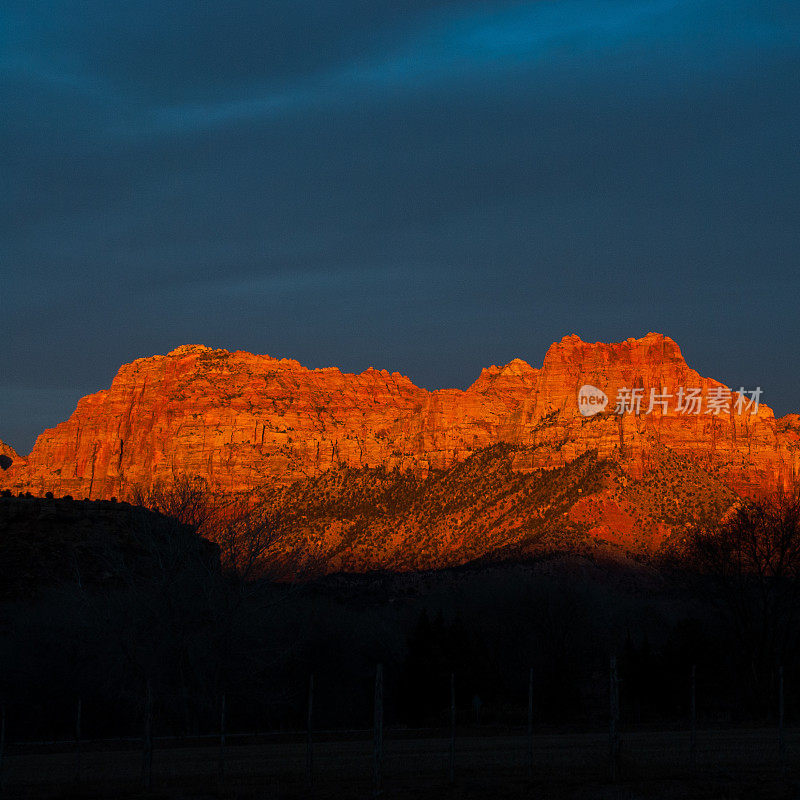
142, 0, 799, 135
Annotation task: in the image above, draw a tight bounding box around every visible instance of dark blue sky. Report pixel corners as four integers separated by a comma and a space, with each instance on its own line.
2, 0, 799, 453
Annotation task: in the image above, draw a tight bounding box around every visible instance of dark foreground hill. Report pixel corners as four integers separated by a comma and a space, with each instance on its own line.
0, 492, 219, 599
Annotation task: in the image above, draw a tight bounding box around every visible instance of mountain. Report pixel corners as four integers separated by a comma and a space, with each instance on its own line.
2, 333, 797, 508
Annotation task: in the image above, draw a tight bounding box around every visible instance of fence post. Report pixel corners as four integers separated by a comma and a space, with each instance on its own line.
779, 665, 786, 775
0, 703, 6, 794
690, 665, 697, 771
527, 667, 533, 782
217, 693, 226, 786
609, 656, 620, 782
449, 672, 456, 785
373, 664, 383, 798
306, 674, 314, 787
75, 697, 82, 784
141, 680, 153, 791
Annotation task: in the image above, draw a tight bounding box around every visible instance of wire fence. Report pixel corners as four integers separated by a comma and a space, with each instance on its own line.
0, 660, 795, 798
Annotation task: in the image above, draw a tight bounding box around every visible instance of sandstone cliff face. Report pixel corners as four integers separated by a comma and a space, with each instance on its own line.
1, 334, 797, 501
0, 439, 20, 470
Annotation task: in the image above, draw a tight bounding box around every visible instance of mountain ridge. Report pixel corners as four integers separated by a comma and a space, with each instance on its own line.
1, 333, 797, 509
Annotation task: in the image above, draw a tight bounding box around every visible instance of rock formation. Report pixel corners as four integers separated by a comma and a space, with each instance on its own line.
0, 439, 20, 471
1, 333, 796, 504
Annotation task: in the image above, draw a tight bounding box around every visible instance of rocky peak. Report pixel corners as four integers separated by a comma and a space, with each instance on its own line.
166, 344, 216, 357
468, 358, 538, 393
542, 332, 687, 370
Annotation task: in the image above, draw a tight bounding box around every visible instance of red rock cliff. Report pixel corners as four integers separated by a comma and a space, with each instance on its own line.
0, 439, 20, 471
1, 334, 797, 500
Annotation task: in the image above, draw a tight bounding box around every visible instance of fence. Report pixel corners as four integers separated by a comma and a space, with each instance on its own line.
0, 661, 794, 798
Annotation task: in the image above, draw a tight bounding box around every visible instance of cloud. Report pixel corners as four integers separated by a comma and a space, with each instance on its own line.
2, 0, 799, 452
93, 0, 800, 136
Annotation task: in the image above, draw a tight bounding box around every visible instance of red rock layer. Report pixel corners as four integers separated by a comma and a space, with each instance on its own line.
0, 439, 20, 470
1, 334, 797, 500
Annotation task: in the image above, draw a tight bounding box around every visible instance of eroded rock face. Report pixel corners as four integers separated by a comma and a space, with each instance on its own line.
1, 334, 797, 501
0, 439, 20, 470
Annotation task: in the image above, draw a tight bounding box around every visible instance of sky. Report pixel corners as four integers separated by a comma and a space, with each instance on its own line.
2, 0, 799, 454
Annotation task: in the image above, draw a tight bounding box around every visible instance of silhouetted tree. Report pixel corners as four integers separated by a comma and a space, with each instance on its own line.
130, 475, 280, 578
690, 489, 800, 714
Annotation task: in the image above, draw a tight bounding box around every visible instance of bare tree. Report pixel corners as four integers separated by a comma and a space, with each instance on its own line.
125, 475, 302, 732
129, 475, 216, 537
130, 475, 280, 579
690, 489, 800, 711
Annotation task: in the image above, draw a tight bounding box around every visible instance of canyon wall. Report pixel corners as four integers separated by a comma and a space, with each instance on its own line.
2, 333, 797, 500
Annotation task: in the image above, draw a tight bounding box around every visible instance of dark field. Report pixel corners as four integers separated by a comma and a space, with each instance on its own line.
4, 494, 800, 799
3, 726, 799, 799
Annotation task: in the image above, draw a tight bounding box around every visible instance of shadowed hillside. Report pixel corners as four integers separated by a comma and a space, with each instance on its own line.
252, 443, 737, 577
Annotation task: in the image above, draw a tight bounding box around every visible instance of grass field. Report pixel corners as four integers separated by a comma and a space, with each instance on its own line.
2, 726, 798, 799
